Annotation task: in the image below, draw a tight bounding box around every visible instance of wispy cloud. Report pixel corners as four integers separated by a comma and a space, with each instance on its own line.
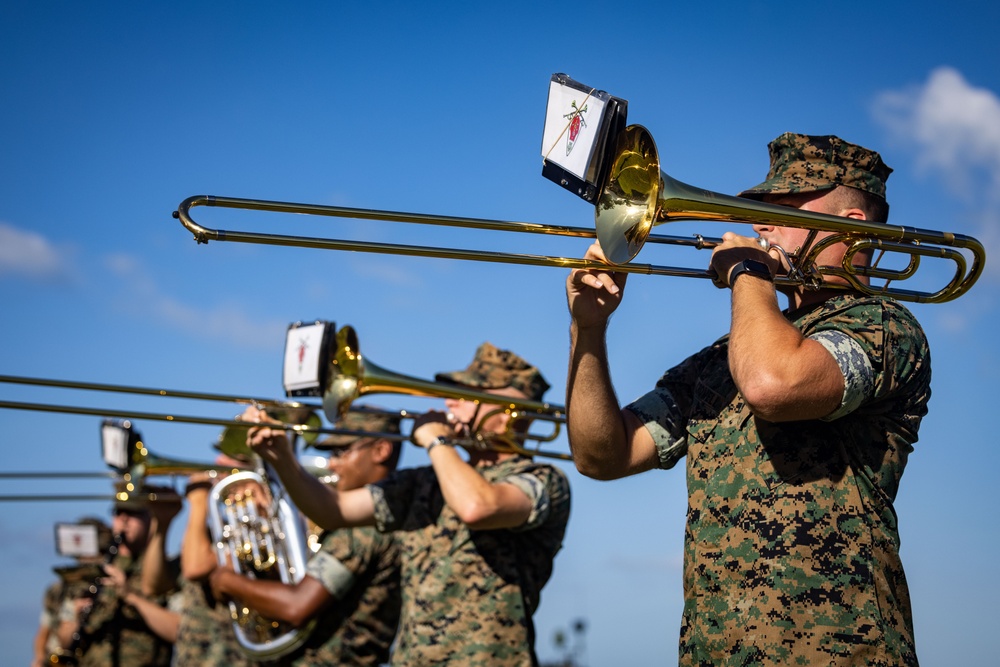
103, 252, 286, 349
872, 68, 1000, 325
0, 223, 75, 282
873, 67, 1000, 200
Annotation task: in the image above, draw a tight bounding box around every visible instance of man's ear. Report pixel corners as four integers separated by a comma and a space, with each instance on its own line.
842, 207, 867, 221
370, 439, 393, 464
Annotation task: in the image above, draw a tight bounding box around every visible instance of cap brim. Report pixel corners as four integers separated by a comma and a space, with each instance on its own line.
738, 178, 836, 200
434, 371, 502, 390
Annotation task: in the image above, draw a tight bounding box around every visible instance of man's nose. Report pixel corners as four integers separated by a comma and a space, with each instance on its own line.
752, 223, 774, 234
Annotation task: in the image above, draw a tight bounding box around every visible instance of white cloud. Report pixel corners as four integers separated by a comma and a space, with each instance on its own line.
0, 223, 72, 281
872, 68, 1000, 318
101, 251, 286, 349
873, 67, 1000, 199
153, 296, 287, 349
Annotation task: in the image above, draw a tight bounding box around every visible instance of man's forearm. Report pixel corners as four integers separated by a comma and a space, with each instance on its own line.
124, 593, 180, 643
270, 457, 346, 530
213, 570, 318, 627
567, 322, 632, 478
141, 525, 174, 597
181, 495, 218, 580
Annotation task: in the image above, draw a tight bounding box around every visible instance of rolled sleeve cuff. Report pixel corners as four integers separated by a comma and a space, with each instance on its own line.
306, 551, 356, 599
626, 390, 688, 470
810, 330, 875, 421
504, 473, 550, 531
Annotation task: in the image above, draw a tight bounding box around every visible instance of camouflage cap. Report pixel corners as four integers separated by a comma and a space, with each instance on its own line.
435, 342, 550, 402
316, 408, 402, 449
738, 133, 893, 200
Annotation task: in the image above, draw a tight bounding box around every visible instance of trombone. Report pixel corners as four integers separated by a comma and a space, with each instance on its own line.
323, 324, 571, 461
0, 352, 573, 460
173, 125, 985, 304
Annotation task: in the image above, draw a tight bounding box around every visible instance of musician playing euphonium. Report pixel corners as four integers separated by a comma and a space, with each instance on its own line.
209, 412, 403, 666
245, 343, 571, 667
566, 133, 930, 666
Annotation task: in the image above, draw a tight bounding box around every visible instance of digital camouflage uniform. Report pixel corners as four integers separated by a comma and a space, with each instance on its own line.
628, 293, 930, 666
369, 455, 571, 666
172, 578, 250, 667
41, 575, 73, 659
276, 525, 400, 666
73, 552, 176, 667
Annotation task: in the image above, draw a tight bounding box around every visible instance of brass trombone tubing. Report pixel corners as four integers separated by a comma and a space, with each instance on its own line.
174, 194, 733, 280
0, 471, 116, 479
0, 374, 332, 438
0, 398, 329, 437
647, 171, 985, 303
0, 374, 317, 412
0, 494, 123, 502
173, 191, 985, 303
0, 376, 567, 459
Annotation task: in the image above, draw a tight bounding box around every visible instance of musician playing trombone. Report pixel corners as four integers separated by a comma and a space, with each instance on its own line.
566, 134, 930, 666
243, 343, 571, 667
209, 412, 402, 666
57, 485, 182, 666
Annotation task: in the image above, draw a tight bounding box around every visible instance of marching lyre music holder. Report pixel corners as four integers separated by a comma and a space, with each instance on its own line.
540, 73, 628, 203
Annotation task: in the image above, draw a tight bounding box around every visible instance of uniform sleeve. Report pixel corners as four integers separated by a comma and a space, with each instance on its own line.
166, 589, 186, 614
623, 346, 717, 470
810, 329, 875, 421
305, 528, 383, 599
626, 386, 689, 469
805, 297, 930, 422
499, 462, 571, 532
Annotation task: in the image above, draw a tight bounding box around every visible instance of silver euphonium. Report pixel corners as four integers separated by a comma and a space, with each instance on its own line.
208, 463, 316, 660
207, 422, 322, 660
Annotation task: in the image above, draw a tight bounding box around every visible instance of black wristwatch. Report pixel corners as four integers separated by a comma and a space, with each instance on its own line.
728, 258, 773, 286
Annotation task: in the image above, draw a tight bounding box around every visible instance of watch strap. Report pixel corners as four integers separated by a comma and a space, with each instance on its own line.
729, 258, 773, 286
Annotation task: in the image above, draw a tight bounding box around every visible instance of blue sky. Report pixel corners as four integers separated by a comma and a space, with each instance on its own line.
2, 2, 999, 665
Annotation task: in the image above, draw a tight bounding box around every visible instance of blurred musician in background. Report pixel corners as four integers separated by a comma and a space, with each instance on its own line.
171, 460, 250, 667
33, 518, 113, 667
209, 411, 402, 666
245, 342, 571, 666
565, 134, 930, 665
57, 485, 182, 666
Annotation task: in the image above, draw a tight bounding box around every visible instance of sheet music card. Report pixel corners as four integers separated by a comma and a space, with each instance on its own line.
540, 73, 627, 202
